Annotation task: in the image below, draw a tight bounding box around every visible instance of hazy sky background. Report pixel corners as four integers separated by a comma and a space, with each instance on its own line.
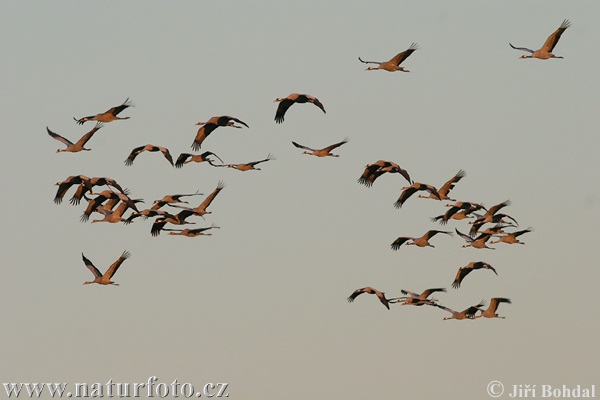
2, 2, 599, 399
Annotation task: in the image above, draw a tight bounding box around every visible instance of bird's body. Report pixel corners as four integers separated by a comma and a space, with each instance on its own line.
217, 155, 274, 171
292, 139, 347, 157
47, 123, 103, 153
510, 20, 570, 59
274, 93, 325, 123
455, 229, 495, 250
452, 261, 497, 289
347, 287, 391, 310
82, 251, 130, 285
163, 224, 220, 237
125, 144, 174, 166
151, 192, 203, 210
437, 301, 485, 320
358, 160, 411, 187
74, 98, 132, 124
192, 116, 248, 151
175, 151, 223, 168
490, 227, 532, 245
359, 43, 418, 72
394, 182, 441, 208
474, 298, 511, 319
91, 201, 135, 223
391, 230, 452, 250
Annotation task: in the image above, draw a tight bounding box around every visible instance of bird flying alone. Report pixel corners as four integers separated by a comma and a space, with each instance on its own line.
47, 123, 103, 153
191, 116, 249, 151
82, 251, 130, 285
74, 98, 132, 124
124, 144, 174, 166
452, 261, 497, 289
274, 93, 325, 123
391, 230, 453, 250
510, 19, 570, 59
175, 151, 224, 168
292, 139, 348, 157
214, 154, 274, 171
162, 224, 220, 237
347, 287, 390, 310
358, 43, 418, 72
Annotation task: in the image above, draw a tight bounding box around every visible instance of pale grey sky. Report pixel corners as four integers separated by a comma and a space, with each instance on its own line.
1, 1, 599, 399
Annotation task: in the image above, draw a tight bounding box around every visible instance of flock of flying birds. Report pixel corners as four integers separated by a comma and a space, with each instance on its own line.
348, 168, 532, 320
46, 20, 568, 302
48, 92, 342, 285
345, 19, 571, 320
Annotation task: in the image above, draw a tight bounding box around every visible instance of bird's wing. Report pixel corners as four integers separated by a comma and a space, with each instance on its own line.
435, 304, 457, 315
452, 267, 471, 289
322, 139, 348, 152
275, 99, 295, 123
377, 293, 390, 310
513, 227, 532, 237
230, 117, 249, 128
249, 154, 274, 166
74, 122, 103, 147
192, 124, 218, 151
198, 181, 225, 211
391, 237, 412, 250
175, 153, 191, 168
201, 151, 224, 164
124, 145, 146, 166
187, 225, 220, 235
400, 289, 419, 297
488, 200, 511, 216
347, 288, 366, 302
541, 19, 570, 52
455, 228, 473, 242
394, 187, 417, 208
310, 97, 326, 114
438, 170, 466, 197
160, 147, 174, 166
424, 230, 452, 240
390, 43, 418, 65
509, 43, 534, 53
421, 288, 446, 298
151, 219, 167, 236
104, 250, 130, 279
357, 57, 382, 65
108, 98, 132, 116
47, 128, 74, 147
357, 164, 384, 187
82, 253, 102, 278
490, 298, 512, 312
54, 181, 76, 204
396, 167, 412, 185
291, 141, 316, 152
